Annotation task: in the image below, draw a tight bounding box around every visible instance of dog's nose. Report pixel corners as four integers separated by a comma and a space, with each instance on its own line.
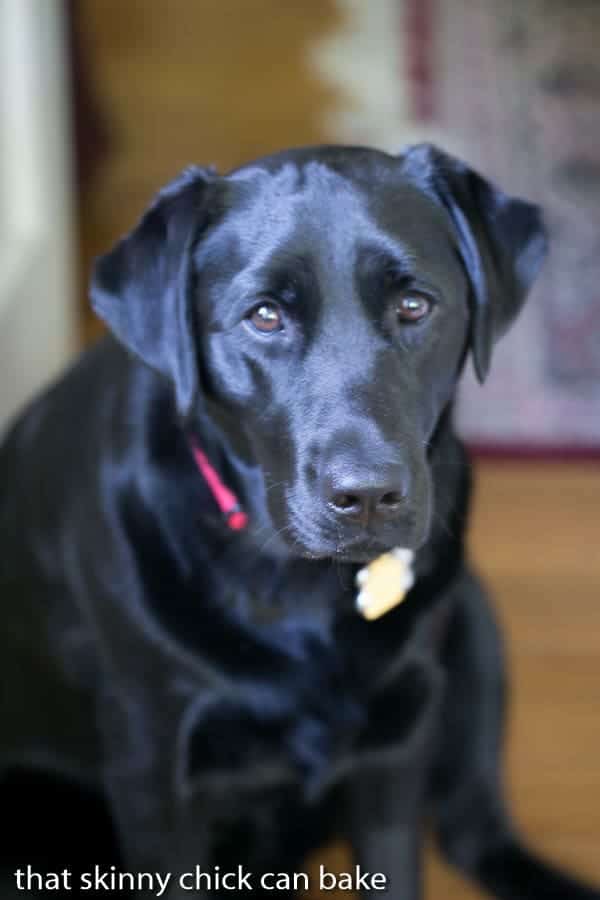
325, 469, 407, 525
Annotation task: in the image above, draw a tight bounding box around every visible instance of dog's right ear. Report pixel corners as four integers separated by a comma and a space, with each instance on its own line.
400, 144, 547, 383
90, 166, 214, 418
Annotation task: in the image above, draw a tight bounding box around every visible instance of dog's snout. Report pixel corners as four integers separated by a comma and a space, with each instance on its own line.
325, 468, 407, 526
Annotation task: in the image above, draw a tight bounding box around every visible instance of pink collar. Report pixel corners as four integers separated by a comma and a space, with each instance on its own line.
188, 436, 248, 531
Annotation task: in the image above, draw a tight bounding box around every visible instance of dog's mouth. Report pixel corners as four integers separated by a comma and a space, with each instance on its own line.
283, 521, 419, 565
299, 539, 395, 565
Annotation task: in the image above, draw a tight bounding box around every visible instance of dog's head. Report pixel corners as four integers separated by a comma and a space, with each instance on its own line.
91, 144, 546, 562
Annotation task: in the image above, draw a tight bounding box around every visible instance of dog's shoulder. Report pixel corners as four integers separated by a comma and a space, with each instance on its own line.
0, 335, 156, 477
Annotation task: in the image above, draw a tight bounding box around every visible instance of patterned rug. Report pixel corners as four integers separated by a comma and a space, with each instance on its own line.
309, 0, 600, 456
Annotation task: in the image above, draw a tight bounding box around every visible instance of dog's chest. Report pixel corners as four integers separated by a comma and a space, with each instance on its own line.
179, 600, 445, 801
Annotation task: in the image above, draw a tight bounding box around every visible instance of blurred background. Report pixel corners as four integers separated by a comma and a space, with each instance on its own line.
0, 1, 599, 898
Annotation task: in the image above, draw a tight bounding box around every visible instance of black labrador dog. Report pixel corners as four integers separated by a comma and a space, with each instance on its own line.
1, 143, 597, 899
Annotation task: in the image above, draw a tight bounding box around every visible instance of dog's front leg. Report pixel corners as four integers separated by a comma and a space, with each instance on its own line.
97, 698, 216, 899
345, 761, 425, 900
103, 765, 217, 900
161, 812, 218, 900
342, 653, 443, 900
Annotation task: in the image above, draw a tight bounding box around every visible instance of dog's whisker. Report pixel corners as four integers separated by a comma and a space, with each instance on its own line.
257, 522, 295, 554
264, 479, 289, 497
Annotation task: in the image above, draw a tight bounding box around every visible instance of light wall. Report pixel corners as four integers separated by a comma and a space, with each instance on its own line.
0, 0, 78, 429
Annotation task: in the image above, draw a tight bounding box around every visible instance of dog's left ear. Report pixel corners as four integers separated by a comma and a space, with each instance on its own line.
401, 144, 548, 382
90, 166, 214, 417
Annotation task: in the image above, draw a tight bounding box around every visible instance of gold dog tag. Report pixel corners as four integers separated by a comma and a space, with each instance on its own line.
355, 548, 415, 620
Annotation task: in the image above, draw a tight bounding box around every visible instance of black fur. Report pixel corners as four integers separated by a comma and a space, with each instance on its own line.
1, 144, 594, 899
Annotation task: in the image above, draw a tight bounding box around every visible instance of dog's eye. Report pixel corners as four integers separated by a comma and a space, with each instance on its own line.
394, 294, 432, 323
247, 302, 283, 334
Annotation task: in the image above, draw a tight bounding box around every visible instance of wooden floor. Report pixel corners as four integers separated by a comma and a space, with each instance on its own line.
70, 3, 600, 896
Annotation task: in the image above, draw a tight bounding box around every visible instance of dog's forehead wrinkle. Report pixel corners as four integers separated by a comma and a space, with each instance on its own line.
215, 162, 453, 309
226, 163, 374, 254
